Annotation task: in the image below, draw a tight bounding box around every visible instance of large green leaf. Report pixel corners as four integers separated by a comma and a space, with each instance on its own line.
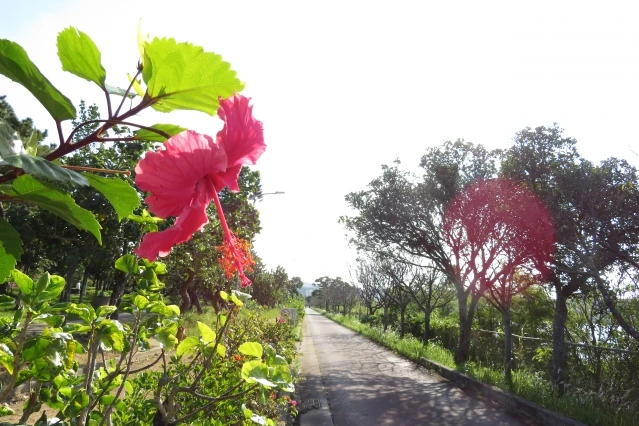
115, 254, 137, 274
241, 360, 275, 387
238, 342, 263, 359
82, 173, 140, 221
22, 337, 52, 362
176, 336, 199, 357
11, 175, 102, 244
3, 154, 88, 186
0, 120, 25, 159
196, 321, 216, 345
38, 275, 66, 301
142, 38, 244, 116
57, 27, 106, 88
0, 40, 75, 121
10, 269, 32, 296
0, 221, 23, 282
135, 124, 186, 142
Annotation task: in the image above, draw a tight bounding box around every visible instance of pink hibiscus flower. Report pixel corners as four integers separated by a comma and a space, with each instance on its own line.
134, 94, 265, 287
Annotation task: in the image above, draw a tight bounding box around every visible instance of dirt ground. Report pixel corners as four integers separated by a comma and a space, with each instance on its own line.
2, 345, 166, 424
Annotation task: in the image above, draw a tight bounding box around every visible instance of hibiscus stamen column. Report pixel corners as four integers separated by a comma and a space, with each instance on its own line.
211, 182, 254, 287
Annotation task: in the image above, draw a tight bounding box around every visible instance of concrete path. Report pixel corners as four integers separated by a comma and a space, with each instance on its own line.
299, 308, 532, 426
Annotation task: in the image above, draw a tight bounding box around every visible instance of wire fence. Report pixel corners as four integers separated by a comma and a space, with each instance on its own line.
429, 325, 639, 409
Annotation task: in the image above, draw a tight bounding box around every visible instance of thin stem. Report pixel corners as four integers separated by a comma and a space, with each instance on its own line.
103, 87, 113, 119
128, 350, 164, 374
98, 137, 138, 142
66, 119, 170, 145
56, 121, 65, 147
62, 165, 131, 175
175, 385, 259, 425
114, 69, 141, 117
0, 311, 33, 402
99, 310, 143, 426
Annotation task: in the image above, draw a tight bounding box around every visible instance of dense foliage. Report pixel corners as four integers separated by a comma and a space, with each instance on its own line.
0, 26, 300, 426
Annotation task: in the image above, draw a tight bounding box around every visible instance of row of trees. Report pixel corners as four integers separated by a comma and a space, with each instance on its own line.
338, 125, 639, 395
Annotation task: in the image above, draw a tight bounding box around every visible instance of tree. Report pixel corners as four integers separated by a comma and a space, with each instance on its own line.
343, 142, 501, 362
499, 124, 639, 394
396, 261, 454, 344
353, 259, 395, 331
444, 178, 554, 382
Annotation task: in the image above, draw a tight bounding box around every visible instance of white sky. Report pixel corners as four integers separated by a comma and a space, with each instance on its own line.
2, 0, 639, 283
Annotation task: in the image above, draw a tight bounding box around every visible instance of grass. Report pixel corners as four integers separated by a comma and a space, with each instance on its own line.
321, 311, 639, 426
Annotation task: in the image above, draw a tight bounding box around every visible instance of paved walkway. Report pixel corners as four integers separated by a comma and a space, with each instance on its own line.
299, 308, 532, 426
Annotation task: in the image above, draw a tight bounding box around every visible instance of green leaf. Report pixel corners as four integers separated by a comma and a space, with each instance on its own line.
241, 360, 275, 387
230, 294, 244, 307
150, 261, 167, 275
165, 305, 180, 316
22, 337, 52, 361
11, 175, 101, 244
33, 314, 65, 327
196, 321, 215, 344
238, 342, 263, 359
0, 223, 22, 283
0, 40, 75, 121
176, 336, 199, 357
24, 130, 39, 156
57, 27, 106, 88
10, 269, 32, 296
0, 120, 25, 158
127, 209, 163, 225
37, 275, 65, 301
127, 72, 145, 97
156, 329, 177, 350
100, 321, 125, 352
105, 84, 136, 99
133, 295, 149, 310
115, 254, 136, 274
82, 173, 140, 221
100, 395, 116, 406
34, 272, 49, 294
216, 344, 226, 358
142, 38, 244, 116
0, 405, 14, 417
3, 154, 88, 186
96, 305, 116, 317
0, 350, 14, 374
135, 124, 185, 142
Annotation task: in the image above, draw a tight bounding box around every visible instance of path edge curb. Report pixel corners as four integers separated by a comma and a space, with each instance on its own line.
417, 356, 587, 426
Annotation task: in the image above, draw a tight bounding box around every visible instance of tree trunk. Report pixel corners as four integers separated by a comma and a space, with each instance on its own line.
60, 260, 79, 302
503, 308, 513, 385
552, 290, 569, 396
423, 309, 432, 345
188, 286, 203, 314
455, 293, 479, 363
383, 306, 389, 332
399, 304, 406, 338
180, 274, 195, 313
78, 269, 89, 303
109, 271, 128, 320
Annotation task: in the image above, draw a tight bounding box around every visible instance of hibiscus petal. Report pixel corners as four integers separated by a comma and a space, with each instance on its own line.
135, 178, 216, 261
135, 130, 227, 218
215, 94, 265, 191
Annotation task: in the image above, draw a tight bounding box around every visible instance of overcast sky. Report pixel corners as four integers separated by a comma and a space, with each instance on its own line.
2, 0, 639, 283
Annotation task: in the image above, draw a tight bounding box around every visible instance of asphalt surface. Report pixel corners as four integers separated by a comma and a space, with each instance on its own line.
301, 308, 531, 426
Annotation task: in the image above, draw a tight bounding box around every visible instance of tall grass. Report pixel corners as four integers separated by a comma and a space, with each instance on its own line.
322, 311, 639, 426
